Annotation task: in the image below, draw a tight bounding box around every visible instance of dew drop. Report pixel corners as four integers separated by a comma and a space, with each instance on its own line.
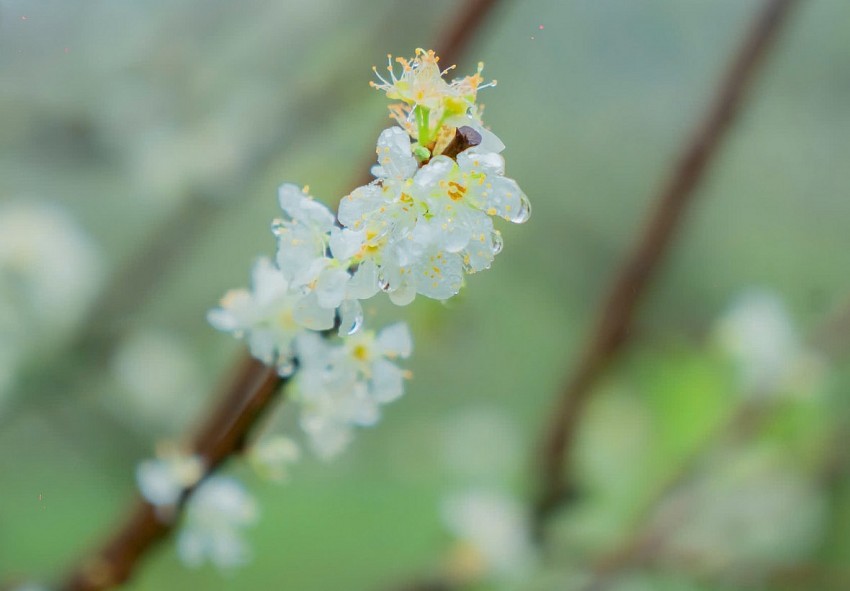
490, 230, 504, 255
346, 308, 364, 335
378, 275, 391, 291
339, 300, 365, 336
271, 218, 286, 236
512, 195, 531, 223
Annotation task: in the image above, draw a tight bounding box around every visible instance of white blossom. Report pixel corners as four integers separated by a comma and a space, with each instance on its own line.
293, 323, 412, 458
208, 257, 330, 375
0, 201, 102, 408
209, 47, 528, 467
248, 435, 301, 483
715, 289, 822, 396
441, 489, 537, 583
177, 476, 258, 569
136, 451, 203, 508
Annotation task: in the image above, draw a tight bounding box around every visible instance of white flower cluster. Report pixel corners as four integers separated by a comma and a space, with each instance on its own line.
208, 48, 529, 458
136, 448, 258, 570
136, 48, 529, 573
177, 476, 259, 569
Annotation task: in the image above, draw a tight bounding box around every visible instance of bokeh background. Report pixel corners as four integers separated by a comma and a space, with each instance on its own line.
1, 0, 849, 589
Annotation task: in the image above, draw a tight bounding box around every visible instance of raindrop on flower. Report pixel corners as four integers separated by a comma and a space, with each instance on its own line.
512, 195, 531, 224
278, 359, 296, 377
490, 230, 504, 255
378, 275, 391, 292
270, 218, 286, 236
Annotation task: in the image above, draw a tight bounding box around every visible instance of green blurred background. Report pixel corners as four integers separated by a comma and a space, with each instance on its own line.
1, 0, 849, 589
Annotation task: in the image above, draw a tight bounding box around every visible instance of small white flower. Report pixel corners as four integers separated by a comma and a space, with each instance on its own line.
292, 323, 412, 458
248, 435, 301, 483
208, 257, 332, 374
0, 201, 103, 336
716, 289, 820, 395
441, 489, 536, 583
0, 201, 103, 406
371, 126, 418, 180
136, 451, 203, 507
177, 476, 258, 569
337, 125, 528, 304
274, 184, 365, 317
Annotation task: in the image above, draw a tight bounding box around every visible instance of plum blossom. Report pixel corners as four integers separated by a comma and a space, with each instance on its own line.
441, 490, 537, 583
136, 449, 203, 508
177, 476, 258, 569
293, 322, 413, 458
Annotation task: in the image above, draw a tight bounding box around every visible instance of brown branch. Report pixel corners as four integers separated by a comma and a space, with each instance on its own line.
48, 2, 506, 590
60, 357, 282, 591
532, 0, 800, 534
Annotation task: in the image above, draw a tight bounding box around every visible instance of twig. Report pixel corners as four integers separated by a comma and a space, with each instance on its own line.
48, 2, 506, 590
60, 357, 281, 591
573, 294, 850, 591
531, 0, 800, 534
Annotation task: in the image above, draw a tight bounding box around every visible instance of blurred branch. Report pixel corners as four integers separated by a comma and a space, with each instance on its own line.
571, 298, 850, 591
42, 2, 507, 590
60, 357, 281, 591
531, 0, 800, 536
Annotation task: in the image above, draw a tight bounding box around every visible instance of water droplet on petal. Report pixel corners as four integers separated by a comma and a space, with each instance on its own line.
271, 218, 286, 236
378, 275, 391, 291
490, 230, 503, 255
512, 195, 531, 223
346, 308, 364, 335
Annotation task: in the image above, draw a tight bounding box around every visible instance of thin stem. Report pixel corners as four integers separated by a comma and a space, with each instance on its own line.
46, 1, 506, 590
531, 0, 801, 536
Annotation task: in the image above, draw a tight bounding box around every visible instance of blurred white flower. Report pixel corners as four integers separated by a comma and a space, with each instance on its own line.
136, 450, 203, 508
441, 489, 537, 584
716, 289, 823, 396
208, 257, 325, 375
177, 476, 258, 569
0, 200, 102, 408
110, 328, 204, 431
248, 435, 301, 483
294, 322, 412, 459
0, 201, 102, 336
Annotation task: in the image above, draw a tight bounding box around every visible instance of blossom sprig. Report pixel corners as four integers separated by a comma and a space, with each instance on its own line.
205, 48, 530, 466
134, 47, 529, 572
